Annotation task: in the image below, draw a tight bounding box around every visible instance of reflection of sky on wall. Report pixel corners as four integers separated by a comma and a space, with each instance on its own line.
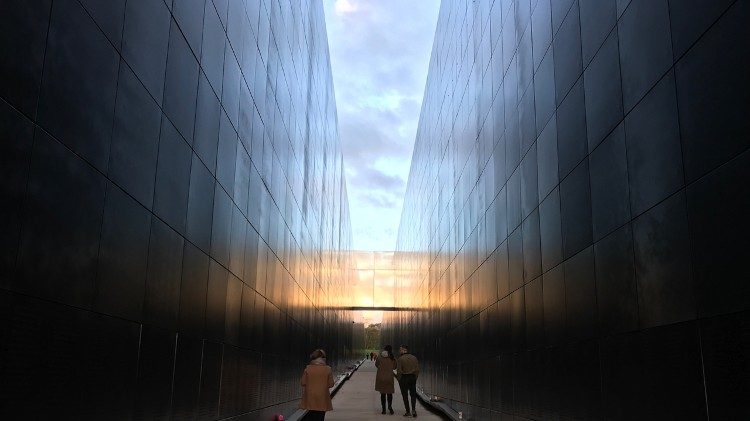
323, 0, 440, 251
349, 251, 395, 324
347, 251, 423, 324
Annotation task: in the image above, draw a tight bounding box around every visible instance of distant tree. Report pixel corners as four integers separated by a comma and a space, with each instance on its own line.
365, 323, 381, 350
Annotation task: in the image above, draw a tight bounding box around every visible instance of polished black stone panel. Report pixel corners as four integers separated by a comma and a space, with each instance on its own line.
531, 0, 553, 72
632, 191, 694, 327
583, 29, 623, 152
508, 228, 524, 292
524, 277, 544, 349
15, 130, 107, 308
687, 149, 750, 318
618, 0, 673, 111
0, 0, 52, 117
594, 224, 638, 335
205, 259, 228, 344
616, 0, 632, 17
0, 100, 34, 285
186, 155, 215, 253
564, 246, 597, 340
37, 0, 119, 172
210, 184, 233, 268
197, 341, 222, 420
143, 218, 184, 330
519, 85, 537, 155
224, 274, 243, 346
624, 72, 684, 217
542, 265, 566, 346
675, 0, 750, 183
218, 345, 240, 417
699, 311, 750, 419
170, 335, 202, 419
600, 322, 707, 420
121, 0, 170, 105
200, 3, 225, 98
589, 124, 629, 240
228, 207, 247, 277
536, 116, 558, 200
551, 0, 576, 34
384, 0, 750, 418
153, 117, 192, 235
495, 241, 510, 300
668, 0, 734, 59
79, 0, 126, 49
193, 72, 221, 173
172, 0, 205, 58
108, 64, 161, 209
216, 113, 238, 196
522, 209, 542, 283
539, 187, 563, 272
510, 288, 526, 352
563, 340, 603, 419
133, 326, 176, 420
163, 20, 199, 143
555, 77, 587, 179
221, 46, 241, 129
579, 0, 617, 66
1, 1, 356, 418
553, 1, 582, 105
520, 143, 539, 219
0, 293, 141, 419
506, 95, 521, 171
534, 50, 556, 134
94, 183, 151, 321
507, 168, 522, 232
559, 159, 592, 259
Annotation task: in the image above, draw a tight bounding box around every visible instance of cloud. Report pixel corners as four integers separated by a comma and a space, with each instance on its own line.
334, 0, 358, 15
323, 0, 440, 251
350, 165, 404, 191
359, 192, 399, 209
339, 116, 410, 160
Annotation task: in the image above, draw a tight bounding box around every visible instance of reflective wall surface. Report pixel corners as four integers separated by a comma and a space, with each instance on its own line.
350, 251, 396, 308
1, 0, 355, 419
384, 0, 750, 419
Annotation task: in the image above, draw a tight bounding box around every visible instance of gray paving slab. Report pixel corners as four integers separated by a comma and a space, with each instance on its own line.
325, 360, 446, 420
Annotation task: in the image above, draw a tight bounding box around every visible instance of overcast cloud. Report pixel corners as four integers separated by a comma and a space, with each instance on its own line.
323, 0, 440, 251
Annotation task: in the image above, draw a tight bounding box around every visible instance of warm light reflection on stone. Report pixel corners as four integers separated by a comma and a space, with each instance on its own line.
327, 250, 426, 310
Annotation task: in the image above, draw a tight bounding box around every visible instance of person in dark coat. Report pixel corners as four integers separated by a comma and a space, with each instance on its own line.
300, 349, 334, 420
375, 345, 396, 414
396, 345, 420, 417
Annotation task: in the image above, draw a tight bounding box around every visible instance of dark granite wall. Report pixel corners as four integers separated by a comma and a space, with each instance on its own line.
0, 0, 355, 419
384, 0, 750, 419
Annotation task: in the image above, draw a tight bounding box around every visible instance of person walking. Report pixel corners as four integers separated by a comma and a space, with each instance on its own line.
375, 345, 396, 415
396, 345, 420, 417
300, 349, 334, 421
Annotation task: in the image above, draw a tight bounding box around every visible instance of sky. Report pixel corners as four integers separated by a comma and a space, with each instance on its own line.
323, 0, 441, 252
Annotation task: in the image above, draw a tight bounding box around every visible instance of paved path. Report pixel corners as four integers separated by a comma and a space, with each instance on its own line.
326, 360, 446, 420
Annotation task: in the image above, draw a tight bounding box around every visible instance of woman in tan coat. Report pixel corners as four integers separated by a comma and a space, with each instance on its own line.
300, 349, 334, 420
375, 345, 396, 414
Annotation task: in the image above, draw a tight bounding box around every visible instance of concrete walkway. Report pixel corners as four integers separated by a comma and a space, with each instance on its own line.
326, 360, 447, 420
